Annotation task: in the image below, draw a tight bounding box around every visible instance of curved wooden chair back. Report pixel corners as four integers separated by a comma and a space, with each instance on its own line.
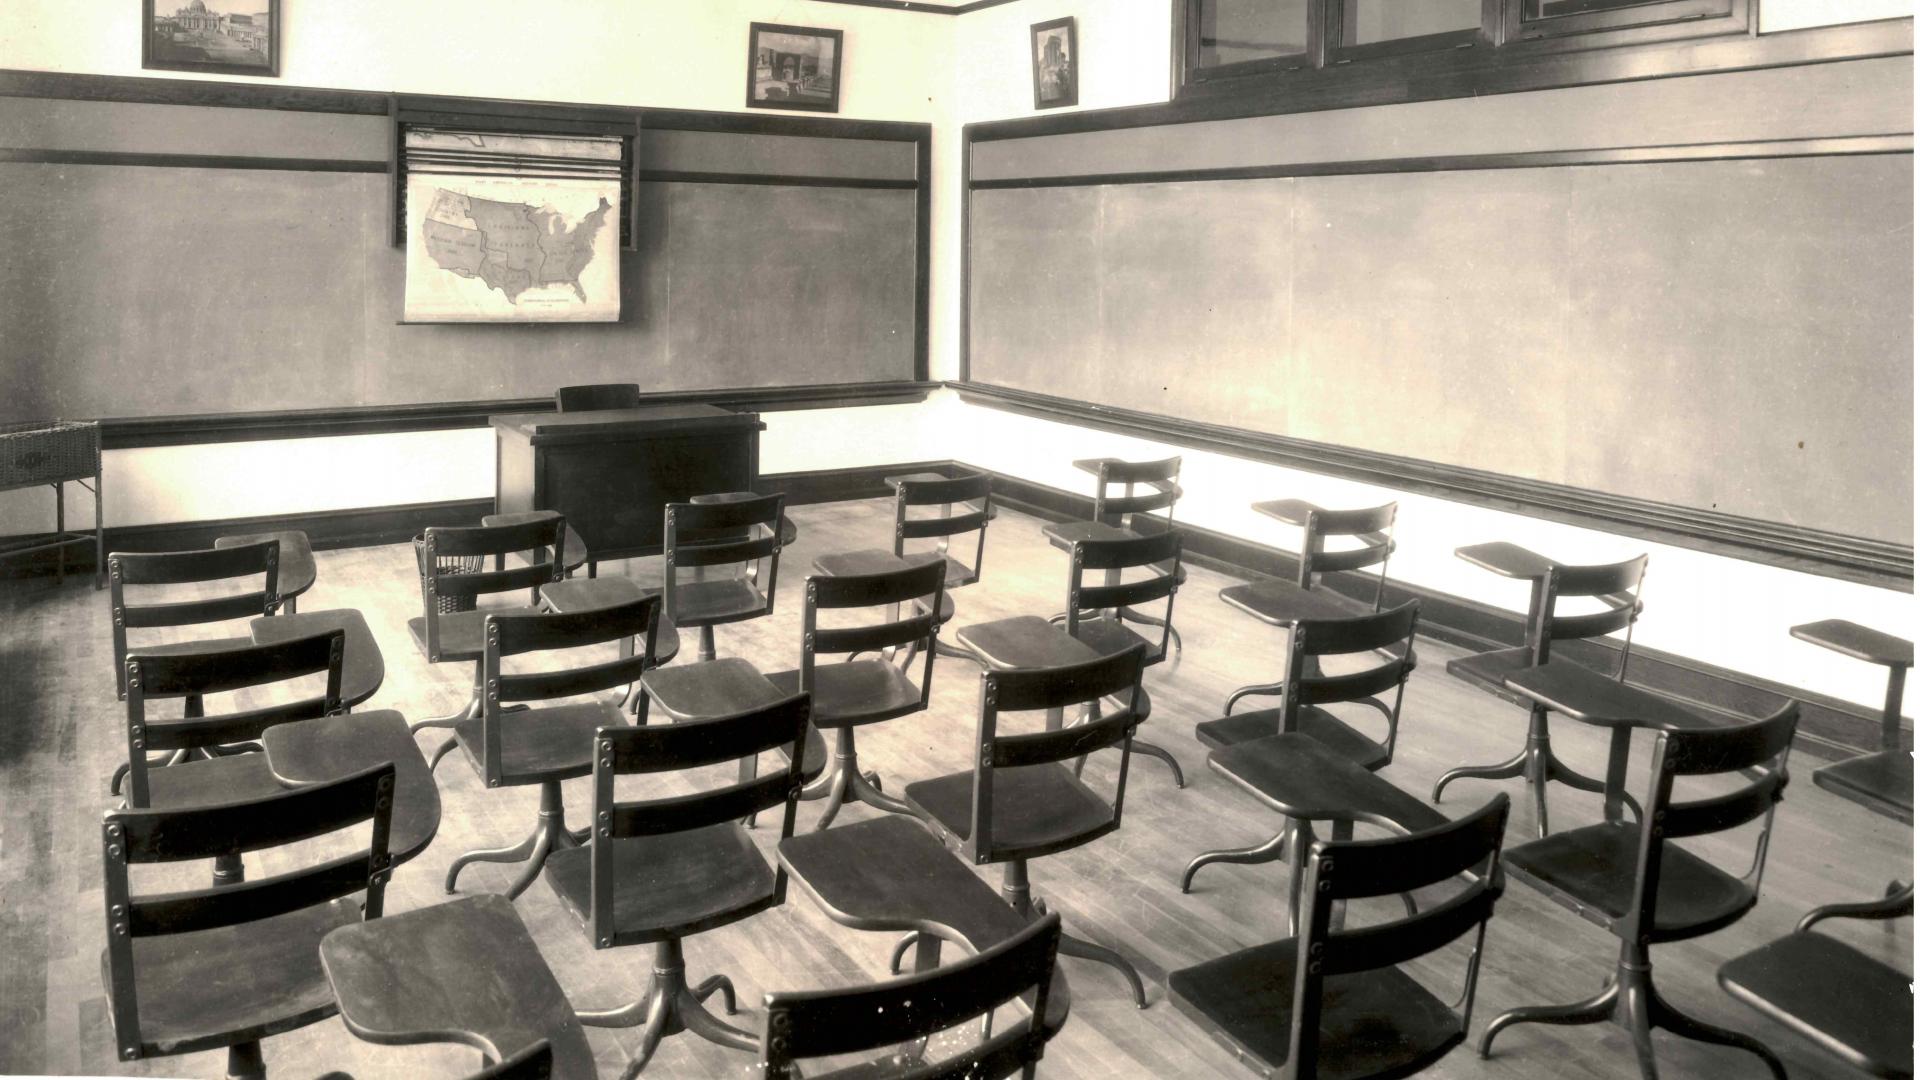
966, 645, 1147, 864
414, 518, 566, 662
1625, 704, 1800, 944
587, 691, 812, 949
554, 383, 641, 412
1289, 794, 1510, 1079
1065, 529, 1183, 664
1282, 600, 1420, 766
893, 472, 992, 589
122, 629, 345, 808
1298, 502, 1397, 608
108, 540, 281, 698
101, 762, 396, 1064
663, 493, 785, 627
759, 913, 1063, 1080
1092, 457, 1182, 534
802, 560, 946, 720
1531, 553, 1649, 675
480, 596, 661, 788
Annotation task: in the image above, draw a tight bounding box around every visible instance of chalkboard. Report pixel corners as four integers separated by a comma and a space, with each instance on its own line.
969, 153, 1914, 543
0, 163, 917, 421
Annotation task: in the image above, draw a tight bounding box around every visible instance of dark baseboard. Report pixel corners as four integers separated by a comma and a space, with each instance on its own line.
970, 463, 1901, 764
756, 460, 956, 506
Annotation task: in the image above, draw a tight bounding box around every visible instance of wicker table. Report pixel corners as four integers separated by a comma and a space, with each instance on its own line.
0, 420, 102, 588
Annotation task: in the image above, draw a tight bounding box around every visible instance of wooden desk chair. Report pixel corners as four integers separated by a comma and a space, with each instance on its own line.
408, 517, 565, 771
1432, 548, 1647, 837
1478, 703, 1800, 1079
1057, 527, 1187, 786
319, 895, 593, 1080
106, 541, 286, 795
902, 644, 1152, 1008
543, 690, 812, 1077
758, 912, 1064, 1080
764, 559, 945, 831
664, 492, 785, 663
555, 382, 641, 411
100, 761, 395, 1080
818, 472, 990, 665
213, 530, 317, 613
1080, 455, 1185, 651
1182, 601, 1420, 893
1170, 795, 1508, 1080
1791, 619, 1913, 927
443, 595, 661, 901
1217, 501, 1397, 712
1718, 923, 1912, 1080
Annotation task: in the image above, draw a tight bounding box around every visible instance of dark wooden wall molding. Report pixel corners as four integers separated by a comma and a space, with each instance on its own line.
951, 382, 1914, 589
967, 134, 1913, 190
94, 382, 938, 450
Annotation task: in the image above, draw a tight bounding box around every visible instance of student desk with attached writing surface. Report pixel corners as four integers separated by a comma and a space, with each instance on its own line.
490, 404, 765, 565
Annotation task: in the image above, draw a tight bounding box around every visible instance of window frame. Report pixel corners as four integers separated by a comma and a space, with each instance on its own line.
1173, 0, 1758, 101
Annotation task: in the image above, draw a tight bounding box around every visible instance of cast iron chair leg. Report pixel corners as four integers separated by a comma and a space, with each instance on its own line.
1798, 880, 1915, 931
225, 1040, 266, 1080
445, 781, 576, 900
1181, 826, 1290, 894
579, 937, 755, 1078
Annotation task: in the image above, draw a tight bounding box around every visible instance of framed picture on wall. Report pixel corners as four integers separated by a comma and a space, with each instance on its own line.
1030, 17, 1077, 110
143, 0, 279, 77
747, 23, 843, 113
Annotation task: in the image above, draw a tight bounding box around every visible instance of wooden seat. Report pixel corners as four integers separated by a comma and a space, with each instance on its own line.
214, 530, 316, 613
1184, 602, 1420, 894
555, 382, 641, 411
320, 895, 593, 1080
120, 628, 344, 816
902, 644, 1153, 1008
408, 517, 565, 773
761, 559, 944, 830
443, 595, 661, 902
1432, 545, 1648, 838
101, 761, 395, 1080
539, 576, 682, 665
758, 912, 1064, 1080
1791, 619, 1915, 929
665, 492, 785, 663
247, 607, 384, 709
1718, 929, 1913, 1080
1217, 500, 1397, 716
1054, 526, 1186, 785
1480, 704, 1800, 1079
261, 709, 441, 866
544, 688, 812, 1076
823, 472, 990, 668
1170, 796, 1508, 1080
1217, 500, 1395, 626
105, 541, 286, 795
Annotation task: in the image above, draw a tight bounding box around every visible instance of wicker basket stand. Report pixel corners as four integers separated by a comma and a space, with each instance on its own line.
0, 420, 104, 588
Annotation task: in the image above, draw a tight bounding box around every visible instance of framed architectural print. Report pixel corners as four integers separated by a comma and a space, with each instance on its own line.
747, 23, 844, 113
144, 0, 279, 78
1030, 17, 1077, 110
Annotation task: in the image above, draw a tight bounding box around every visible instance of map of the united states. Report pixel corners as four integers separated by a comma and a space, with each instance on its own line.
419, 187, 611, 303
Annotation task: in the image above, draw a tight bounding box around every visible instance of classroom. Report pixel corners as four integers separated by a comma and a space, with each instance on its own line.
0, 2, 1912, 1078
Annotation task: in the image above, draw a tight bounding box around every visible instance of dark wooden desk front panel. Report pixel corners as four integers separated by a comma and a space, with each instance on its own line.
491, 405, 765, 561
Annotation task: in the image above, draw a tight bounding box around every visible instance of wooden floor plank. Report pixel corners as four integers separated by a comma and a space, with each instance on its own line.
0, 495, 1908, 1078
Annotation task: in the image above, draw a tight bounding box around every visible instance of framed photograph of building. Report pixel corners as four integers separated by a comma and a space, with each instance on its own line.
1030, 17, 1077, 110
144, 0, 279, 77
747, 23, 843, 113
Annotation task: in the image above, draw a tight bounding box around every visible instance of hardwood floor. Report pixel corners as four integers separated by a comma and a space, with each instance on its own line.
0, 496, 1909, 1079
